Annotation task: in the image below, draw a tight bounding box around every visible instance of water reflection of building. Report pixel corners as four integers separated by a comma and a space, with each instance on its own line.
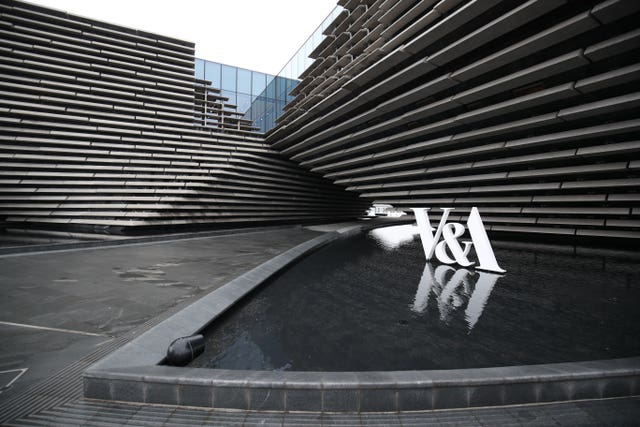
412, 264, 501, 331
369, 224, 418, 249
367, 204, 407, 217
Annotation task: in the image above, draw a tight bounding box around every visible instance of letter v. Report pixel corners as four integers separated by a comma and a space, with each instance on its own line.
412, 207, 452, 260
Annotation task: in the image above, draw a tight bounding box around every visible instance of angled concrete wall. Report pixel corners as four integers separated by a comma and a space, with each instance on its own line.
0, 0, 369, 234
268, 0, 640, 241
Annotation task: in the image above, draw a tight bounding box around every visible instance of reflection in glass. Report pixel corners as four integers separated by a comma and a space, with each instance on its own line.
221, 64, 236, 91
369, 224, 418, 250
204, 62, 221, 88
195, 58, 205, 79
252, 72, 266, 97
265, 100, 276, 130
266, 77, 276, 99
275, 100, 286, 120
275, 76, 287, 101
275, 5, 343, 82
236, 93, 252, 114
250, 97, 266, 119
195, 59, 300, 132
194, 6, 343, 132
412, 263, 501, 331
237, 68, 251, 94
221, 90, 236, 106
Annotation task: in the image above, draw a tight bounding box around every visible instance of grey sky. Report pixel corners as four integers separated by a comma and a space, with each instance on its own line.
26, 0, 338, 75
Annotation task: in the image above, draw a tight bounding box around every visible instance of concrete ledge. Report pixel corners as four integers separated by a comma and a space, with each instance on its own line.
85, 358, 640, 412
84, 226, 640, 412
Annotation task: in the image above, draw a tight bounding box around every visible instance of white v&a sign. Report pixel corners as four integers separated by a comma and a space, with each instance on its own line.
411, 207, 506, 274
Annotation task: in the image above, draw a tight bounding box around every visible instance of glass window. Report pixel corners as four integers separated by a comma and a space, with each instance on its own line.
286, 78, 297, 102
265, 76, 276, 99
287, 61, 295, 81
275, 99, 286, 121
265, 99, 276, 132
312, 28, 321, 48
221, 64, 236, 91
204, 61, 221, 88
276, 76, 289, 102
237, 68, 251, 94
249, 97, 266, 132
250, 97, 266, 121
195, 58, 205, 79
252, 72, 266, 97
221, 89, 236, 106
297, 51, 305, 79
236, 93, 252, 114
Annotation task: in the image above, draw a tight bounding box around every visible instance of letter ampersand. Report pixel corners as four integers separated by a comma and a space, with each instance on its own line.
434, 222, 475, 267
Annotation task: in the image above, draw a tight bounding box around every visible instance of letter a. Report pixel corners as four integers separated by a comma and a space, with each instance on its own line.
466, 207, 506, 274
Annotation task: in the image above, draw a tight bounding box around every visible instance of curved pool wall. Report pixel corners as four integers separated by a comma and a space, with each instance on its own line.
84, 223, 640, 412
191, 225, 640, 372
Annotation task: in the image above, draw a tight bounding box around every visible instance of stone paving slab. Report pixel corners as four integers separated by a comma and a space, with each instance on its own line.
0, 324, 109, 401
0, 226, 321, 409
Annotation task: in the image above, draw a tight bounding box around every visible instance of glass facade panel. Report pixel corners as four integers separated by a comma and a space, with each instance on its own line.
252, 72, 266, 97
195, 58, 205, 80
221, 64, 236, 91
275, 100, 286, 121
250, 97, 265, 119
250, 97, 266, 131
204, 62, 221, 88
276, 5, 343, 82
221, 89, 236, 106
264, 100, 276, 131
237, 68, 251, 95
236, 93, 252, 114
286, 78, 296, 103
194, 6, 341, 133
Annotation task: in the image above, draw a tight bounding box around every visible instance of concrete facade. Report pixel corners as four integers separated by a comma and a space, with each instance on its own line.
0, 0, 369, 235
269, 0, 640, 242
2, 0, 639, 241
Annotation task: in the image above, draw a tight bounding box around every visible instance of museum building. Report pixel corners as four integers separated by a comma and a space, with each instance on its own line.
1, 0, 639, 243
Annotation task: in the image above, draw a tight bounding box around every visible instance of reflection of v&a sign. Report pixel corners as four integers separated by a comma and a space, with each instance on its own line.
412, 264, 501, 331
411, 207, 506, 274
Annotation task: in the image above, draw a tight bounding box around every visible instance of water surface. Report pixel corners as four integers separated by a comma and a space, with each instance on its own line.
190, 225, 640, 371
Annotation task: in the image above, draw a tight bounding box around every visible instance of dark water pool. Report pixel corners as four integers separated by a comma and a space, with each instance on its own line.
190, 225, 640, 371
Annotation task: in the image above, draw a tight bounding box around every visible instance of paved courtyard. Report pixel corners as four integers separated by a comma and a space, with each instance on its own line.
0, 226, 320, 403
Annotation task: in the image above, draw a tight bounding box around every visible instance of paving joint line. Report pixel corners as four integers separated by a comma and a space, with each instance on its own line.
0, 321, 111, 338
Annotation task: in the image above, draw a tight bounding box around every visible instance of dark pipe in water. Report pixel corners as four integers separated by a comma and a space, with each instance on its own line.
166, 334, 205, 366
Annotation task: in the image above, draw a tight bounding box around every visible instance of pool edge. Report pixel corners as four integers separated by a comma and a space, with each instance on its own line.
83, 224, 640, 412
